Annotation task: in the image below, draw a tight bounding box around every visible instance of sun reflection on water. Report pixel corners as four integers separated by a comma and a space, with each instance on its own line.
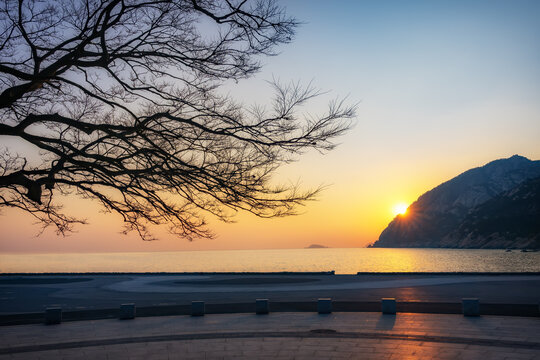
0, 248, 538, 274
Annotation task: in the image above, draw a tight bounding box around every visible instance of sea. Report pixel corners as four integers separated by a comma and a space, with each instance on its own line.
1, 248, 539, 274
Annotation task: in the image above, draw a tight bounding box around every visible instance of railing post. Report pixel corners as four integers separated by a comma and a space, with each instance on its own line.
191, 301, 205, 316
256, 299, 269, 314
318, 298, 332, 314
462, 298, 480, 316
45, 307, 62, 325
120, 303, 136, 320
381, 298, 397, 315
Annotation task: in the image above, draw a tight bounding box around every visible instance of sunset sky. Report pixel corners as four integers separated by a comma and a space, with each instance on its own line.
1, 0, 539, 253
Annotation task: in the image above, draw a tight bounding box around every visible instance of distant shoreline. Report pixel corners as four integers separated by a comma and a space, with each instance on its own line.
2, 271, 540, 276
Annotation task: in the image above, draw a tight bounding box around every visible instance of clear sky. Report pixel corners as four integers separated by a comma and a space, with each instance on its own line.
1, 0, 539, 253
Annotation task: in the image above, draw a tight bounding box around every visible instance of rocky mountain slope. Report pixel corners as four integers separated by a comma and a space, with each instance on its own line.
372, 155, 540, 248
441, 175, 540, 248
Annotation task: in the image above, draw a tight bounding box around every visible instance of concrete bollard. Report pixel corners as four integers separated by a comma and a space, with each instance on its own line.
462, 298, 480, 316
256, 299, 269, 314
317, 298, 332, 314
120, 303, 136, 320
381, 298, 397, 315
191, 301, 205, 316
45, 307, 62, 325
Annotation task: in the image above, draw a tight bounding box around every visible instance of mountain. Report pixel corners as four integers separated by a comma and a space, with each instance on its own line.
442, 176, 540, 248
372, 155, 540, 248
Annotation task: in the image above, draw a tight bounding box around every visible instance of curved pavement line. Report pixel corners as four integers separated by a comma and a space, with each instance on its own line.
1, 330, 539, 355
104, 275, 540, 293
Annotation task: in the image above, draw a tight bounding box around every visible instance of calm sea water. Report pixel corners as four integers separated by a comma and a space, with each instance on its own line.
1, 248, 539, 274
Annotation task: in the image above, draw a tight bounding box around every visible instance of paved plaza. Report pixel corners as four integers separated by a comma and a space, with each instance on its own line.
1, 312, 539, 359
1, 274, 539, 358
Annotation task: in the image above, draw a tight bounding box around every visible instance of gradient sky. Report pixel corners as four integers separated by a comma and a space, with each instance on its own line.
1, 0, 539, 253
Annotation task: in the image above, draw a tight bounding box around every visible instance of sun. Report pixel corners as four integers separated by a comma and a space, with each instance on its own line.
392, 203, 409, 217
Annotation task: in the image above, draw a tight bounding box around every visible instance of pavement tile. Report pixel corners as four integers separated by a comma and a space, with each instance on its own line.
1, 312, 539, 359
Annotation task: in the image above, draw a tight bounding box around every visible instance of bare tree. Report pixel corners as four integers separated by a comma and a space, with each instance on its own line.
0, 0, 355, 240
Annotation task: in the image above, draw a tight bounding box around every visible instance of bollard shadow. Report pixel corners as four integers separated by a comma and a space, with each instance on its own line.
463, 313, 483, 329
375, 314, 396, 330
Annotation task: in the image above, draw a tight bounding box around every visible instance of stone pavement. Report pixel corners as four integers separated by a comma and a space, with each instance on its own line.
1, 312, 539, 359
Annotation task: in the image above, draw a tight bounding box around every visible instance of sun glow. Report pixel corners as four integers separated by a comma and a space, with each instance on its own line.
392, 203, 409, 216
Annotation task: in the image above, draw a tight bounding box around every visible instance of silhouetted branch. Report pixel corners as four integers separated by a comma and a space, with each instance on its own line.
0, 0, 356, 240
